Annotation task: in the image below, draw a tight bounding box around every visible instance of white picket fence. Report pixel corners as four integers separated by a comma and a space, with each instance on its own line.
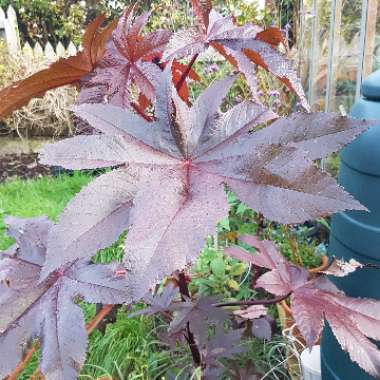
0, 5, 77, 59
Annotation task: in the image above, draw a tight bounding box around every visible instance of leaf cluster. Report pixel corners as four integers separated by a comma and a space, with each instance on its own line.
0, 1, 379, 379
227, 236, 380, 378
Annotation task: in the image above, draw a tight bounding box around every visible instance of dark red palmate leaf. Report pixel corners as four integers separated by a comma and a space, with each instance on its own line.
226, 236, 380, 378
203, 327, 246, 379
39, 63, 373, 302
129, 282, 179, 317
191, 0, 213, 30
169, 295, 229, 346
0, 217, 129, 380
164, 4, 309, 110
0, 15, 116, 119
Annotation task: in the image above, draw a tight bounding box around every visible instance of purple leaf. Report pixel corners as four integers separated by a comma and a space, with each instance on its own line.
228, 236, 380, 378
191, 0, 212, 30
226, 235, 287, 270
40, 134, 178, 170
124, 168, 228, 300
251, 317, 273, 340
74, 100, 181, 159
164, 28, 205, 61
216, 38, 310, 111
203, 327, 246, 379
73, 103, 150, 136
173, 75, 237, 155
197, 143, 367, 224
169, 296, 228, 346
0, 217, 129, 379
4, 216, 52, 266
250, 112, 376, 160
129, 282, 179, 317
164, 5, 309, 109
40, 169, 137, 280
41, 61, 371, 299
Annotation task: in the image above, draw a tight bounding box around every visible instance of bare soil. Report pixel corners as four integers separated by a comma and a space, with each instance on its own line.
0, 153, 53, 182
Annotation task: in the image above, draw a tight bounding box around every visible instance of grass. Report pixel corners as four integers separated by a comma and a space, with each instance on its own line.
17, 308, 176, 380
82, 310, 175, 380
0, 173, 91, 250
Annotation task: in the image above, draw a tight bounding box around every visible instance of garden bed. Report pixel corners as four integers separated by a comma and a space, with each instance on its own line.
0, 174, 279, 379
0, 173, 332, 379
0, 152, 53, 182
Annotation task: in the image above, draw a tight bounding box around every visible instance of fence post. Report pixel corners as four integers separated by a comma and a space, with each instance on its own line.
3, 5, 20, 54
44, 41, 56, 61
1, 5, 78, 60
0, 8, 5, 40
56, 41, 66, 57
33, 42, 44, 59
22, 42, 33, 58
67, 41, 77, 56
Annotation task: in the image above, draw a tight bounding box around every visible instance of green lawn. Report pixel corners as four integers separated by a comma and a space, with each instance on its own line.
0, 173, 91, 250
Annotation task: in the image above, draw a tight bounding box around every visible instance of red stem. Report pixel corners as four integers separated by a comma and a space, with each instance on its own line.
213, 293, 291, 308
86, 304, 115, 334
176, 272, 202, 368
6, 344, 39, 380
176, 54, 199, 93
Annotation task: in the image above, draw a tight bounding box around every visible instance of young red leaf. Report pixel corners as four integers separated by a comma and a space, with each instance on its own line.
142, 53, 201, 104
0, 15, 116, 119
137, 92, 151, 111
169, 296, 229, 346
78, 7, 172, 108
191, 0, 213, 30
171, 59, 201, 102
255, 27, 287, 47
172, 60, 201, 82
40, 64, 371, 298
226, 236, 380, 378
0, 217, 129, 380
